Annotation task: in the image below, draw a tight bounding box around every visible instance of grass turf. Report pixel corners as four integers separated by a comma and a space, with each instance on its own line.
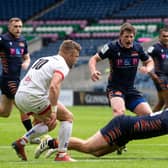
0, 106, 168, 168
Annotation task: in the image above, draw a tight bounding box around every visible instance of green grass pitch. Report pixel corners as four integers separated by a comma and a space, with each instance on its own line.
0, 106, 168, 168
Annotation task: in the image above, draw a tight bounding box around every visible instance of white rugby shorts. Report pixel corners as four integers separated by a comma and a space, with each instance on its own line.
15, 91, 50, 114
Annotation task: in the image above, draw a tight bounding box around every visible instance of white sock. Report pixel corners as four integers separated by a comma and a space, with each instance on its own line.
23, 123, 48, 142
58, 121, 72, 152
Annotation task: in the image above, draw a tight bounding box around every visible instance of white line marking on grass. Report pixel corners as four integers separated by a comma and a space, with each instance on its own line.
0, 145, 36, 149
5, 157, 168, 164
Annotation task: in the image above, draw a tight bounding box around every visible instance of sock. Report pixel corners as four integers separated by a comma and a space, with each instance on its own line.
19, 137, 28, 146
48, 139, 57, 148
23, 123, 48, 142
58, 121, 72, 152
22, 119, 32, 131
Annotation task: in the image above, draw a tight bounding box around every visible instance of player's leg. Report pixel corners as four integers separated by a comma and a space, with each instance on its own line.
134, 102, 152, 116
0, 78, 18, 117
107, 88, 126, 117
20, 113, 41, 144
107, 89, 127, 154
12, 121, 49, 160
12, 93, 55, 160
55, 102, 75, 161
68, 131, 118, 156
153, 91, 164, 112
20, 113, 32, 131
34, 101, 74, 161
0, 95, 13, 117
127, 89, 152, 116
161, 90, 168, 109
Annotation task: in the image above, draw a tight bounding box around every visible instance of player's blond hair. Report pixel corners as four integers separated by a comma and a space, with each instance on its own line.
59, 40, 82, 54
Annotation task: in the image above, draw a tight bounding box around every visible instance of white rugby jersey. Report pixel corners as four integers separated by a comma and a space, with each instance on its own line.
17, 55, 69, 95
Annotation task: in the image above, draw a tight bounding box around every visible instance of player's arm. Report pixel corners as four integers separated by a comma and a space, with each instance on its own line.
88, 53, 102, 81
48, 71, 63, 111
139, 56, 154, 74
22, 53, 31, 70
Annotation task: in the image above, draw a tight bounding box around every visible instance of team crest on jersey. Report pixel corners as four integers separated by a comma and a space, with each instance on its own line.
25, 76, 31, 81
101, 44, 109, 54
19, 42, 25, 47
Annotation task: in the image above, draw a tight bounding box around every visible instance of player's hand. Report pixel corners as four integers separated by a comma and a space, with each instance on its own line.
91, 70, 102, 81
139, 66, 150, 74
22, 62, 30, 70
44, 112, 57, 131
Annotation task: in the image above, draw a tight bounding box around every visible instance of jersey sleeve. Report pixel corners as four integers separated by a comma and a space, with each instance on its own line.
98, 42, 113, 59
23, 40, 29, 55
147, 45, 157, 58
0, 36, 4, 49
138, 44, 149, 61
54, 61, 69, 81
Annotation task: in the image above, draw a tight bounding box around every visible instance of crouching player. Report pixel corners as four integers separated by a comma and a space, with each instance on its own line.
35, 108, 168, 159
11, 40, 81, 162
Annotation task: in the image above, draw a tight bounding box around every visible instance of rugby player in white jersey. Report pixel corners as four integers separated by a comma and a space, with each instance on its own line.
11, 40, 81, 162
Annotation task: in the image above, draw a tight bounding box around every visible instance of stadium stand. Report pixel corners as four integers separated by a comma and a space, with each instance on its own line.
0, 0, 168, 99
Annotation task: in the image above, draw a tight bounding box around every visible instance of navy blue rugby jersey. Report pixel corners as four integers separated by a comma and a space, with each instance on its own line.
147, 43, 168, 75
0, 32, 28, 79
98, 40, 149, 88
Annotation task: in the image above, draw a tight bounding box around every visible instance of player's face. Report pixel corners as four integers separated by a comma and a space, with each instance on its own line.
68, 49, 80, 68
8, 21, 23, 38
159, 31, 168, 47
120, 31, 135, 48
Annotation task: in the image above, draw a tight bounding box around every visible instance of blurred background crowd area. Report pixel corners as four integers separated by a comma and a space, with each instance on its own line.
1, 0, 168, 104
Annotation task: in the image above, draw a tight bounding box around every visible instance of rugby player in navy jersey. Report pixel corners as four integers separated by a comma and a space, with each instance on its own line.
88, 22, 154, 154
147, 27, 168, 112
35, 108, 168, 159
0, 18, 39, 144
68, 108, 168, 156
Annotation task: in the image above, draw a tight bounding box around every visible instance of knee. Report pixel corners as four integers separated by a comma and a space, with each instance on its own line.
113, 108, 125, 116
65, 112, 74, 122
